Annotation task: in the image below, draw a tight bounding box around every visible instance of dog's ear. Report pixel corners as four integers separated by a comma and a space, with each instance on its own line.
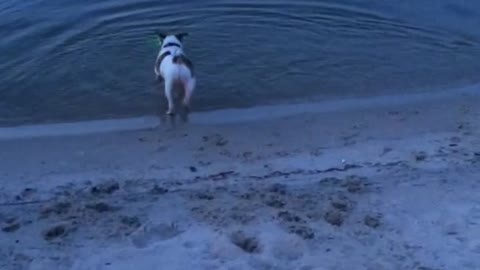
155, 31, 167, 40
175, 32, 188, 42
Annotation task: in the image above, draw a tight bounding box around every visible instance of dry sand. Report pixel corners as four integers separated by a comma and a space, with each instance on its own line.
1, 87, 480, 270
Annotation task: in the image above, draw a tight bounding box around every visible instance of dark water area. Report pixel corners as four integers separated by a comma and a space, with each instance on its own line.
1, 0, 480, 126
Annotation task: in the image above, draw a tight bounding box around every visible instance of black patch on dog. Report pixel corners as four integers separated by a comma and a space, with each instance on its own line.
172, 54, 195, 77
157, 51, 172, 64
155, 51, 172, 82
162, 42, 181, 48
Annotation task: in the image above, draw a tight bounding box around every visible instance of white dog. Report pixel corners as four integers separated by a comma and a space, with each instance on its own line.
154, 32, 196, 116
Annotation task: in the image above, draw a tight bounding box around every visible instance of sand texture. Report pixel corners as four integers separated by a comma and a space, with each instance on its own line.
1, 90, 480, 270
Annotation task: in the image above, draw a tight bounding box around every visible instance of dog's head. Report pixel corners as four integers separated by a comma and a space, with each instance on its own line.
155, 32, 188, 49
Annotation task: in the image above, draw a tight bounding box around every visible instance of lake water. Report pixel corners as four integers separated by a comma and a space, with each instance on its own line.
1, 0, 480, 127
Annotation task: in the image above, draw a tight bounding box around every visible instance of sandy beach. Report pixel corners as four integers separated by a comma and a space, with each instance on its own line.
1, 86, 480, 270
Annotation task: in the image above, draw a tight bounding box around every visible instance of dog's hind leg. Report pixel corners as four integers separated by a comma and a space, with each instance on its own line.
164, 79, 175, 115
182, 78, 196, 112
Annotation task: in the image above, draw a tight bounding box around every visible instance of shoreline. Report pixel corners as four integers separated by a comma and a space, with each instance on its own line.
0, 82, 478, 140
1, 87, 479, 269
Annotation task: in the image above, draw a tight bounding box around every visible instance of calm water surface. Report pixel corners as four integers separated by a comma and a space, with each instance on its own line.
1, 0, 480, 126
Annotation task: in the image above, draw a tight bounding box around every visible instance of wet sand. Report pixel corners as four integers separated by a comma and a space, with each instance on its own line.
1, 89, 480, 270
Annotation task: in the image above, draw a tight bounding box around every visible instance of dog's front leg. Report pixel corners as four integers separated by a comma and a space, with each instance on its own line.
164, 79, 175, 115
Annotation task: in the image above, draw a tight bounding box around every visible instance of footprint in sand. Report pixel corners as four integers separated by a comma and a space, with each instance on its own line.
131, 223, 183, 248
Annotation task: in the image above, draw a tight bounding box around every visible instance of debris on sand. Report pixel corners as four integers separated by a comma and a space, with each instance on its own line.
43, 223, 69, 241
120, 216, 142, 230
364, 214, 382, 228
264, 196, 285, 209
2, 222, 21, 233
330, 195, 352, 212
195, 192, 215, 201
324, 209, 345, 227
288, 225, 315, 240
90, 181, 120, 195
40, 201, 72, 217
416, 266, 439, 270
85, 202, 117, 213
267, 183, 288, 195
121, 216, 141, 227
242, 151, 253, 159
381, 147, 393, 156
194, 171, 236, 181
342, 175, 367, 193
16, 188, 37, 200
150, 185, 169, 195
214, 134, 228, 146
278, 211, 304, 223
319, 177, 342, 186
414, 151, 427, 162
230, 231, 261, 253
